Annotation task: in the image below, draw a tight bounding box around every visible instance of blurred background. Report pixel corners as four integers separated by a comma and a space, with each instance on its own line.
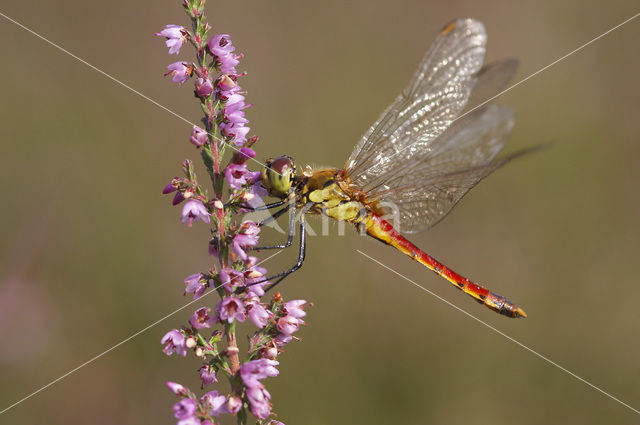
1, 0, 639, 424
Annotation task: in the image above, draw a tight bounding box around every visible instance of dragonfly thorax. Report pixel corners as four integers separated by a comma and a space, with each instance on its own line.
261, 155, 296, 198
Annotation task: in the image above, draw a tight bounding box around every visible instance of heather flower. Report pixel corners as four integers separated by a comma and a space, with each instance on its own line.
181, 199, 210, 227
199, 365, 217, 386
208, 34, 240, 74
246, 384, 272, 419
162, 330, 187, 357
244, 257, 269, 296
283, 300, 308, 319
275, 333, 293, 346
166, 381, 188, 396
195, 77, 213, 97
208, 34, 235, 57
217, 74, 236, 93
201, 390, 228, 417
234, 147, 256, 164
172, 191, 186, 205
184, 273, 208, 299
156, 24, 187, 55
232, 221, 260, 260
177, 417, 201, 425
224, 162, 251, 190
247, 301, 271, 328
165, 61, 192, 84
162, 180, 178, 194
225, 93, 246, 111
173, 398, 197, 419
216, 296, 246, 323
190, 125, 208, 147
218, 268, 245, 291
226, 396, 242, 414
276, 315, 302, 336
219, 121, 250, 147
240, 359, 279, 387
190, 307, 216, 329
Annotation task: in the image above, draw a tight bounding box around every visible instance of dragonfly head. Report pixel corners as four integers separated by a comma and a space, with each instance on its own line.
261, 155, 296, 198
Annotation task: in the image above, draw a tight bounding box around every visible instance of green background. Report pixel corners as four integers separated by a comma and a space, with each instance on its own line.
1, 1, 639, 424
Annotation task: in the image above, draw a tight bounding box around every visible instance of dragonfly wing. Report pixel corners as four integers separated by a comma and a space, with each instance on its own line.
371, 104, 515, 233
345, 18, 488, 192
464, 58, 519, 113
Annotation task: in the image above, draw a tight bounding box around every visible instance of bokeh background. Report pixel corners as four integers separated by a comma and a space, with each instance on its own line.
1, 1, 639, 424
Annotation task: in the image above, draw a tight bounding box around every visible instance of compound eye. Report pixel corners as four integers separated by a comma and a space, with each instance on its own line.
271, 156, 293, 176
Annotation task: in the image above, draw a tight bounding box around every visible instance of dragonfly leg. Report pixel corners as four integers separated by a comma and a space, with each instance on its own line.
240, 199, 288, 211
250, 203, 295, 250
245, 213, 307, 290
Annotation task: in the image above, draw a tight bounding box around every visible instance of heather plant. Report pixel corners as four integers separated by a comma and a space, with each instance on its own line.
157, 2, 309, 424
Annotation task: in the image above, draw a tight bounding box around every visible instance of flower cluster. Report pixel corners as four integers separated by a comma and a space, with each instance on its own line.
156, 1, 310, 424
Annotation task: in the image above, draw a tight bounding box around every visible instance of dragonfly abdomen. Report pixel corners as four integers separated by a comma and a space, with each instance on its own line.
363, 212, 526, 318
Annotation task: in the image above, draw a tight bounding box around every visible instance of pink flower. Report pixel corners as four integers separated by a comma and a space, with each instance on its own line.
173, 398, 197, 419
165, 61, 192, 84
181, 199, 210, 227
184, 273, 208, 300
224, 162, 251, 190
161, 330, 187, 357
190, 125, 208, 147
166, 381, 188, 396
190, 306, 215, 329
247, 302, 271, 329
200, 390, 228, 417
246, 384, 272, 419
240, 359, 279, 387
162, 180, 178, 194
156, 25, 187, 55
218, 268, 245, 291
195, 77, 213, 97
283, 300, 308, 318
226, 396, 242, 414
216, 296, 246, 323
219, 121, 250, 147
275, 333, 292, 346
208, 34, 240, 74
177, 418, 201, 425
199, 365, 217, 386
276, 315, 302, 336
232, 221, 259, 261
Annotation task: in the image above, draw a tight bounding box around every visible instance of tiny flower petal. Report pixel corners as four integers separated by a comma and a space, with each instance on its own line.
201, 390, 228, 417
276, 315, 302, 336
283, 300, 308, 318
184, 273, 207, 298
181, 200, 211, 227
240, 358, 279, 387
246, 384, 272, 419
190, 306, 216, 329
165, 62, 192, 84
156, 25, 187, 55
226, 396, 242, 414
216, 296, 246, 323
173, 398, 197, 419
161, 330, 187, 357
247, 302, 271, 329
199, 365, 218, 386
166, 381, 188, 396
195, 77, 213, 97
190, 126, 208, 147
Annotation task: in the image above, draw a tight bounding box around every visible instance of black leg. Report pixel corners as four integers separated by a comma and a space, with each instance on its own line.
250, 202, 296, 250
241, 199, 288, 211
245, 213, 307, 289
256, 202, 292, 228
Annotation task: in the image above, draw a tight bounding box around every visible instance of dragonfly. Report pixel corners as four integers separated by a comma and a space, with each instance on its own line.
244, 18, 537, 318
